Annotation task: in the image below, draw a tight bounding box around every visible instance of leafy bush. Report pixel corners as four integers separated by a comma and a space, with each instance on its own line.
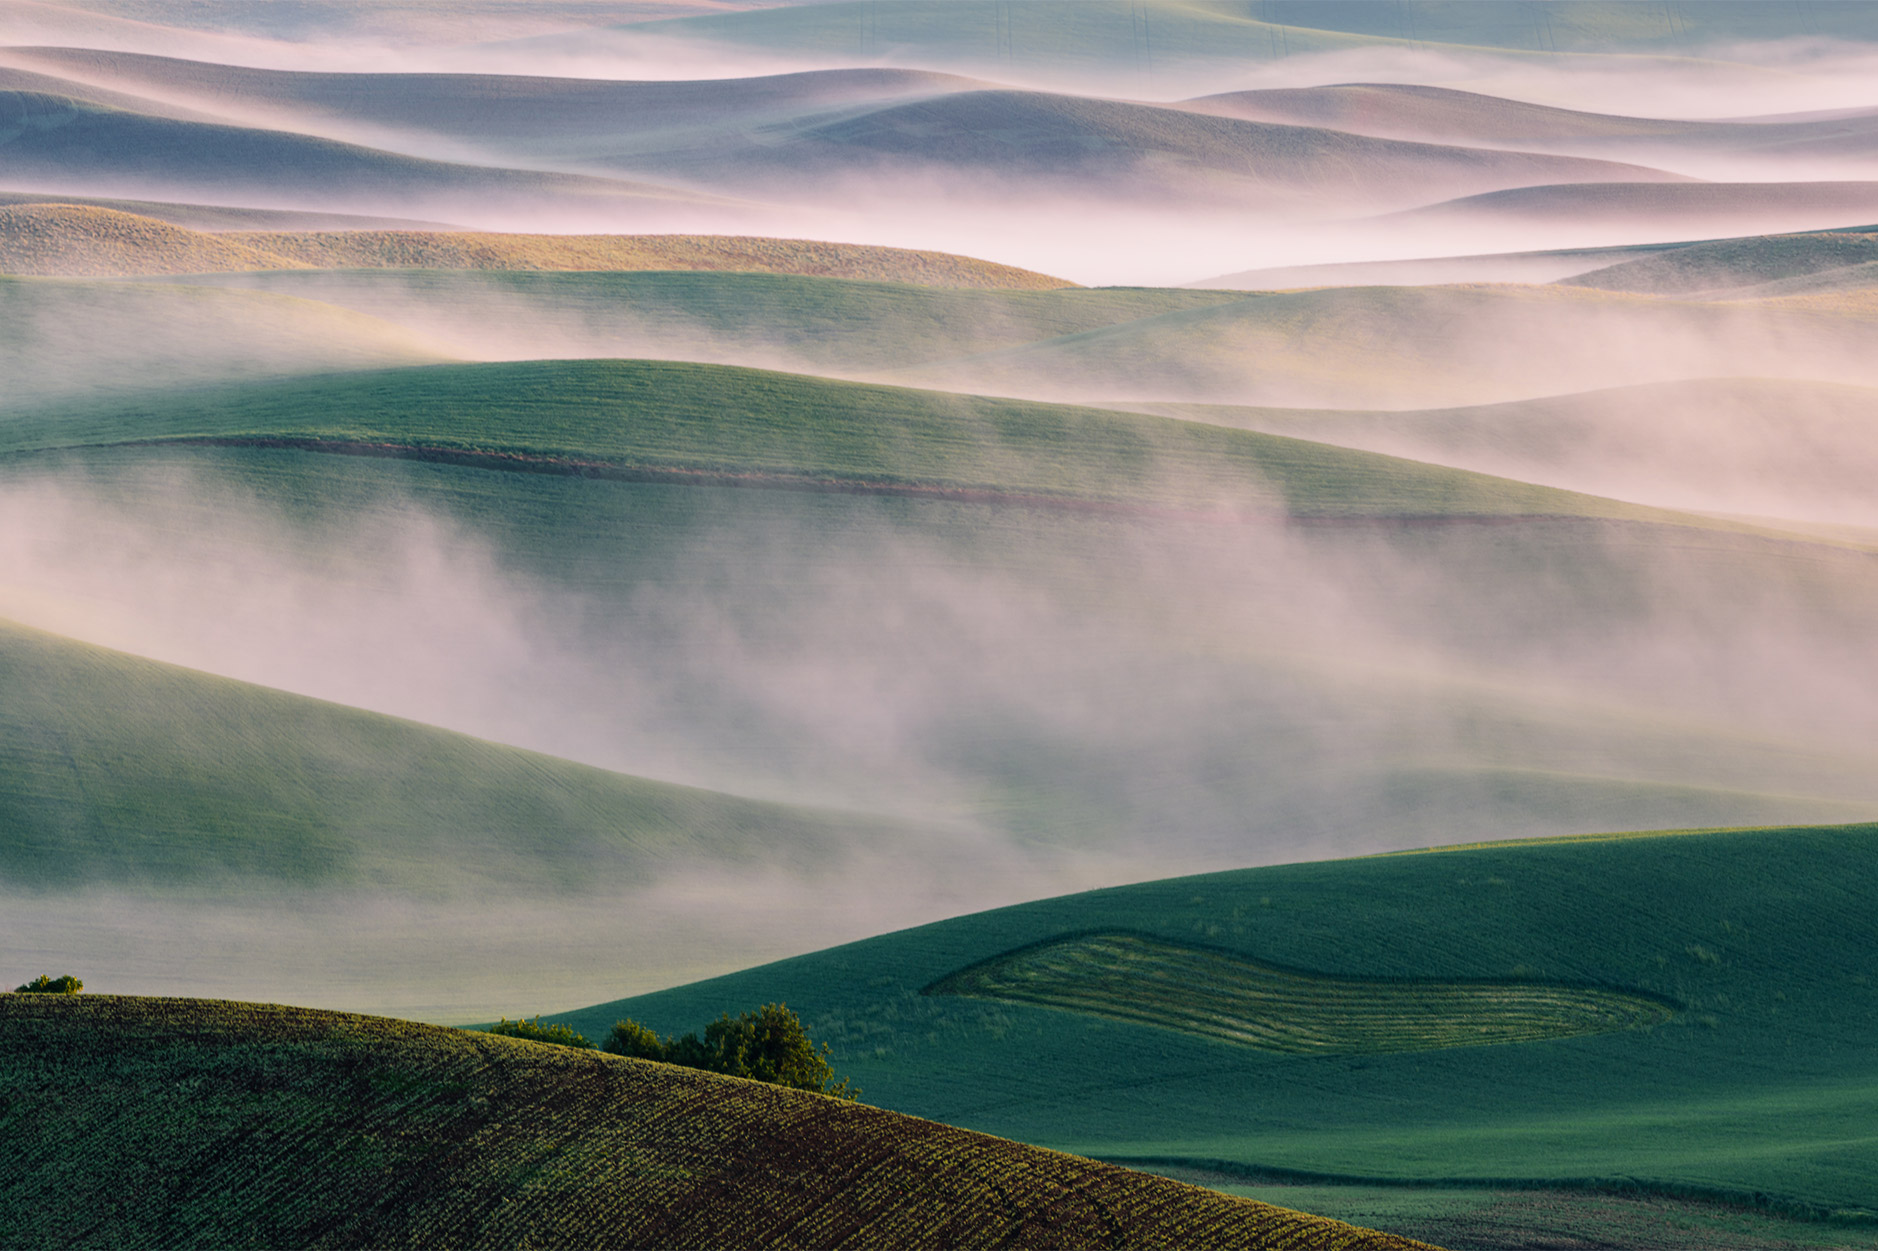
14, 975, 82, 994
484, 1017, 594, 1049
605, 1003, 858, 1099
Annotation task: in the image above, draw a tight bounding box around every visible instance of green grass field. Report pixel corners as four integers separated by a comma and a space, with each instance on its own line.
0, 356, 1719, 522
556, 821, 1878, 1229
0, 613, 924, 895
0, 995, 1433, 1249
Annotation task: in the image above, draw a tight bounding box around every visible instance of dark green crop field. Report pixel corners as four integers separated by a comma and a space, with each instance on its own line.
0, 995, 1434, 1250
559, 821, 1878, 1225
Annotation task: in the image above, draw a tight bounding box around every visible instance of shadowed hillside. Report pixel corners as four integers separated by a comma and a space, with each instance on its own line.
0, 49, 1680, 212
0, 994, 1434, 1249
1394, 181, 1878, 246
621, 88, 1683, 211
1561, 229, 1878, 295
1182, 84, 1878, 168
0, 89, 737, 226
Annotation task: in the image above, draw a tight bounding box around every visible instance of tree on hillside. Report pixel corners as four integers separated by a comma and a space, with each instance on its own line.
485, 1017, 594, 1049
14, 974, 82, 994
604, 1003, 858, 1099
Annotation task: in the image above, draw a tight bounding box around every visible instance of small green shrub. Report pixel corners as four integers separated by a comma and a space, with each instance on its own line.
484, 1017, 594, 1049
14, 975, 82, 994
604, 1003, 858, 1099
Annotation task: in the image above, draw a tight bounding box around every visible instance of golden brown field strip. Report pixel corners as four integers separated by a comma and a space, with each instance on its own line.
0, 995, 1436, 1249
0, 203, 1072, 288
927, 932, 1674, 1055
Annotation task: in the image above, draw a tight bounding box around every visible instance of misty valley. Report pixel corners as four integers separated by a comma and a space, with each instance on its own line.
5, 3, 1878, 1249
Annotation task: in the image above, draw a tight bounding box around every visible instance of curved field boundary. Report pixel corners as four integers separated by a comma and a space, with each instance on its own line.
925, 931, 1675, 1056
1101, 1156, 1878, 1228
0, 995, 1436, 1250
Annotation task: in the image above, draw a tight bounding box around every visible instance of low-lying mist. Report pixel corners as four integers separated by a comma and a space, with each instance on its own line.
4, 454, 1878, 1013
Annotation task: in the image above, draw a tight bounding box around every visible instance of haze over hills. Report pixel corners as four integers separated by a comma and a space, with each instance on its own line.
1181, 83, 1878, 176
0, 48, 1687, 217
0, 88, 753, 231
7, 3, 1878, 1246
1134, 377, 1878, 529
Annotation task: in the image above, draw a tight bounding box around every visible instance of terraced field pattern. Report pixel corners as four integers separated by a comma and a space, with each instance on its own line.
927, 931, 1675, 1055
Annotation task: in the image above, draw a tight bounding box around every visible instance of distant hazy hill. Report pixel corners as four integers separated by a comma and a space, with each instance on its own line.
622, 88, 1680, 211
1394, 180, 1878, 244
5, 47, 975, 159
0, 89, 735, 225
599, 0, 1878, 71
0, 202, 1073, 287
1182, 83, 1878, 165
0, 50, 1682, 213
1561, 229, 1878, 295
0, 995, 1431, 1249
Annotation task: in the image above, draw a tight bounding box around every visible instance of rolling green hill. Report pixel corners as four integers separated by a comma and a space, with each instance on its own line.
0, 613, 915, 895
556, 820, 1878, 1244
0, 995, 1432, 1249
0, 357, 1705, 521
